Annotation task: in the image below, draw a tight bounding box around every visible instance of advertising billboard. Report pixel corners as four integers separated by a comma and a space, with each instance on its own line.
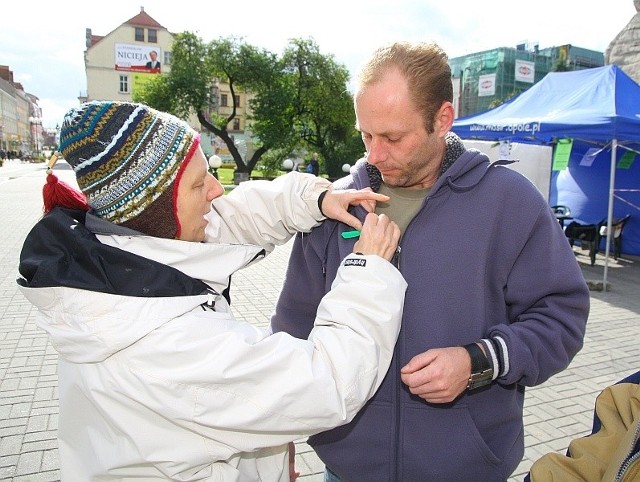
115, 44, 162, 73
515, 59, 535, 83
478, 73, 496, 97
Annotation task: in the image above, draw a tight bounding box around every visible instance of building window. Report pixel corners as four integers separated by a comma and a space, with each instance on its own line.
234, 95, 241, 107
135, 28, 144, 42
163, 51, 172, 66
233, 118, 240, 130
148, 29, 157, 43
119, 75, 129, 93
220, 94, 228, 107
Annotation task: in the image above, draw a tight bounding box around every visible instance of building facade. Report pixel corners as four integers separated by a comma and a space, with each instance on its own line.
450, 43, 604, 118
83, 7, 252, 161
84, 7, 174, 103
0, 66, 42, 157
0, 75, 19, 154
204, 80, 253, 161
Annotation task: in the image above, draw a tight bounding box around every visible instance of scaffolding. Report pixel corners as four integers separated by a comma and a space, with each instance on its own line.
450, 44, 604, 118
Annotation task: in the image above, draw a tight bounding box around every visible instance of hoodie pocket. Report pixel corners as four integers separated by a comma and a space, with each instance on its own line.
402, 403, 504, 481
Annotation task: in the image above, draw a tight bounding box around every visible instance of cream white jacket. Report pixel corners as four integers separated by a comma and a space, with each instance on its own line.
18, 172, 407, 481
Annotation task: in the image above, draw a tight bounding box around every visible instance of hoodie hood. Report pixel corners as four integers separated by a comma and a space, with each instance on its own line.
17, 208, 264, 363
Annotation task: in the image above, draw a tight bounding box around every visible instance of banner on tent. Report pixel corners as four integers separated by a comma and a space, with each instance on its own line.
552, 139, 573, 170
618, 151, 636, 169
579, 147, 602, 167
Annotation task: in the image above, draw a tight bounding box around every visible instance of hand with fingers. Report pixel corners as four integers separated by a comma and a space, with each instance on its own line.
400, 346, 472, 403
352, 213, 400, 261
320, 187, 389, 230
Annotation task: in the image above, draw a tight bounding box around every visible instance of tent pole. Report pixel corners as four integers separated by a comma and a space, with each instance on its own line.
603, 140, 617, 288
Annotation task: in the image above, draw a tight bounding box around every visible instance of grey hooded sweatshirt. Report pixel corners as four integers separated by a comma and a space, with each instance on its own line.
271, 140, 590, 481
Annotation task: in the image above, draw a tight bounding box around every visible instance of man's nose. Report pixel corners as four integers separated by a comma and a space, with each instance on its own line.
366, 138, 386, 165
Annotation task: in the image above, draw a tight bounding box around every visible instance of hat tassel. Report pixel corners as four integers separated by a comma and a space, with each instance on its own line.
42, 152, 89, 214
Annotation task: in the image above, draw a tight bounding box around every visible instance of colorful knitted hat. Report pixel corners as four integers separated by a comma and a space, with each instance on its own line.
58, 101, 200, 239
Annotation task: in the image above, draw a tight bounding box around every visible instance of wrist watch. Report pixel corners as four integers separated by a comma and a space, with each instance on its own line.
464, 343, 493, 391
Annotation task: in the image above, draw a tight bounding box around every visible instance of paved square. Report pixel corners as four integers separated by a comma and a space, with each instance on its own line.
2, 159, 638, 481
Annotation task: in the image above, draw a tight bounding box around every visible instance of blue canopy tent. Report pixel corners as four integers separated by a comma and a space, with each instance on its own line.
452, 65, 640, 286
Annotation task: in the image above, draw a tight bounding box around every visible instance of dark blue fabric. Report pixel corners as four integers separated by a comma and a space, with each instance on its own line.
549, 143, 639, 256
272, 154, 589, 482
17, 207, 210, 298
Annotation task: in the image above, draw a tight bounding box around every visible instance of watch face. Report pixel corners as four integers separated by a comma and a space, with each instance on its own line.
468, 369, 493, 390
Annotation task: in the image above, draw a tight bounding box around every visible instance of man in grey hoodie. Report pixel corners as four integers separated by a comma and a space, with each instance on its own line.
271, 41, 590, 481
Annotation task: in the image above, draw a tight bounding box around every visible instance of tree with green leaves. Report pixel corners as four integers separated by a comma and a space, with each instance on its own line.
276, 38, 363, 177
135, 33, 360, 181
135, 33, 277, 182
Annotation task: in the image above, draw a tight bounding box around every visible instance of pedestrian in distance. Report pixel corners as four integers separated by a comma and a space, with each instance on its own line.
271, 41, 590, 481
306, 152, 320, 176
17, 100, 406, 481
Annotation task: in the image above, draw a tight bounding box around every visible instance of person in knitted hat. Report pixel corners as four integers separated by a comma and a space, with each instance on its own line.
56, 100, 198, 239
46, 100, 384, 240
18, 101, 407, 481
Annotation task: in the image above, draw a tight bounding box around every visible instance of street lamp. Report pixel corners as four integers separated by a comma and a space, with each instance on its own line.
208, 154, 222, 179
282, 158, 294, 172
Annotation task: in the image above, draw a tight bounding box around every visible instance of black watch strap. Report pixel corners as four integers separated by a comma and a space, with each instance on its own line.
464, 343, 493, 391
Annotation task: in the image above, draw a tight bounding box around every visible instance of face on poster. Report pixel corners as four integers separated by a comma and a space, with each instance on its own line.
115, 44, 162, 73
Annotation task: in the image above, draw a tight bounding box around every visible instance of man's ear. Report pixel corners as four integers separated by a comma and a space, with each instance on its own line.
436, 101, 455, 138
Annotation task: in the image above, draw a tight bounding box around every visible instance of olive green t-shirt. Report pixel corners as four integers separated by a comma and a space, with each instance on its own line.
375, 183, 430, 236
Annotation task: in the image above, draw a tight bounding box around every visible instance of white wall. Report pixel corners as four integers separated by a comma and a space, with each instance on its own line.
462, 140, 553, 200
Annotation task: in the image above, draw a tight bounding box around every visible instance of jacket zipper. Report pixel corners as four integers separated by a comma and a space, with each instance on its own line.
393, 236, 405, 481
393, 246, 401, 268
614, 422, 640, 481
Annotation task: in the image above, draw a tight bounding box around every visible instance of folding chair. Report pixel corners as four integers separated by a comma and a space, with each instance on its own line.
565, 220, 601, 266
599, 214, 631, 260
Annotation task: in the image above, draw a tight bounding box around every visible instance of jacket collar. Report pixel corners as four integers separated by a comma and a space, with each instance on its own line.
359, 132, 468, 192
19, 207, 264, 298
339, 132, 493, 196
18, 208, 266, 364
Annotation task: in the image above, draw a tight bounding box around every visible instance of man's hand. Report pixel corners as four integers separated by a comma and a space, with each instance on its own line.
321, 187, 389, 230
400, 346, 471, 403
353, 213, 400, 261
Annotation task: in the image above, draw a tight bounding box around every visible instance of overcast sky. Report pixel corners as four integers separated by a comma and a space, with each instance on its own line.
1, 0, 637, 128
